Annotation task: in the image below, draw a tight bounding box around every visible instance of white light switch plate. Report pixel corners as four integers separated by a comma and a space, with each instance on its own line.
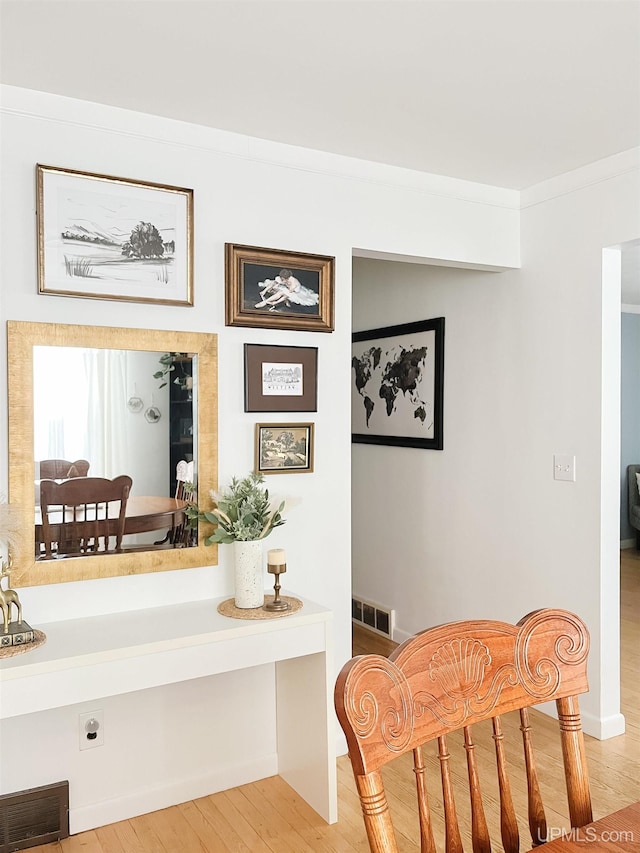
554, 454, 576, 482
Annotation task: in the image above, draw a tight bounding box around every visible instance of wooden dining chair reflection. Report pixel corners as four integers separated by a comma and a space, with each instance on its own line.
40, 475, 132, 558
38, 458, 90, 479
173, 460, 197, 547
154, 460, 196, 548
335, 608, 592, 853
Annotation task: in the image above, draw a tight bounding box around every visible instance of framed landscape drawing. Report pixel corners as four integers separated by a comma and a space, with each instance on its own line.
244, 344, 318, 412
255, 423, 314, 474
226, 243, 334, 332
352, 317, 445, 449
36, 164, 194, 305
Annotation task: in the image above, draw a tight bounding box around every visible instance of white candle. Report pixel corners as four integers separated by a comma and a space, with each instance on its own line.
267, 548, 286, 566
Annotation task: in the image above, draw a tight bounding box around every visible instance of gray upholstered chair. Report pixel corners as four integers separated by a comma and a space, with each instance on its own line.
627, 464, 640, 548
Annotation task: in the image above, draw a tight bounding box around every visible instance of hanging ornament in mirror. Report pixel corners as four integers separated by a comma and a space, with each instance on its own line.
144, 406, 161, 423
127, 383, 144, 413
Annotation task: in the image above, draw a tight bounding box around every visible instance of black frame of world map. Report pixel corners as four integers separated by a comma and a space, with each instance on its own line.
351, 317, 445, 450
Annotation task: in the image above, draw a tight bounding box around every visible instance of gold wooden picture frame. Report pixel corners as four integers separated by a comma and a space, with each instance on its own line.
255, 423, 314, 474
36, 164, 194, 306
225, 243, 334, 332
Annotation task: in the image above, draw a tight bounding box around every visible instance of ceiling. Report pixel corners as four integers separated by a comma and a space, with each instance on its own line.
1, 0, 639, 297
1, 0, 639, 191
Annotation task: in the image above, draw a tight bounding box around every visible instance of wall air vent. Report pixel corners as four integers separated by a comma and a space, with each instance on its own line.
0, 781, 69, 852
351, 596, 394, 638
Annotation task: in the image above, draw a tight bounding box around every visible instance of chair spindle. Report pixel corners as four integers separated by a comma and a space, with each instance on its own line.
438, 734, 464, 853
463, 725, 491, 853
413, 746, 437, 853
491, 715, 519, 853
519, 707, 547, 846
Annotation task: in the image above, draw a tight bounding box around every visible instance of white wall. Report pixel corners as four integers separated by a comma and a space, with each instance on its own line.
620, 311, 640, 543
352, 259, 519, 630
124, 351, 170, 498
0, 666, 277, 832
352, 149, 640, 740
0, 85, 519, 828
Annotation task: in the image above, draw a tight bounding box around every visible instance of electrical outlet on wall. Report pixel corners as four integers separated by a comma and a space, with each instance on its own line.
79, 710, 104, 750
553, 454, 576, 482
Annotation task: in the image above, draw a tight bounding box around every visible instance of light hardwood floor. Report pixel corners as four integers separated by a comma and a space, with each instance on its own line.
31, 556, 640, 852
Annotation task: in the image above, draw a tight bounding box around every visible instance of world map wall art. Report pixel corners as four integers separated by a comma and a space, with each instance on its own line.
351, 317, 445, 450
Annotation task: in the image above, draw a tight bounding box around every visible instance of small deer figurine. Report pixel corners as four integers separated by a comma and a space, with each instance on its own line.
0, 555, 22, 633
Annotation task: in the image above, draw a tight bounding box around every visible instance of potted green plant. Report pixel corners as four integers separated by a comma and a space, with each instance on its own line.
189, 473, 286, 608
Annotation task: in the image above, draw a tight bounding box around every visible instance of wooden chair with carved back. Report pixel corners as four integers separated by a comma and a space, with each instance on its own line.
38, 459, 90, 479
335, 608, 592, 853
40, 475, 132, 558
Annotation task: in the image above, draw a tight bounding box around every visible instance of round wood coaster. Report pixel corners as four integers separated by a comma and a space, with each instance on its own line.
217, 596, 303, 620
0, 629, 47, 658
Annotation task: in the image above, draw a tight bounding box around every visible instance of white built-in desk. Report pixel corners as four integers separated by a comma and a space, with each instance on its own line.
0, 594, 337, 824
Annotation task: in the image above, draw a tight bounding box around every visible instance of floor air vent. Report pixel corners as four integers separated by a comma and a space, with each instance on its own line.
0, 781, 69, 852
352, 596, 394, 638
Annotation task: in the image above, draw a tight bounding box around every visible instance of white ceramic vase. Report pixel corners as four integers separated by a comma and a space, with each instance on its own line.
232, 540, 265, 608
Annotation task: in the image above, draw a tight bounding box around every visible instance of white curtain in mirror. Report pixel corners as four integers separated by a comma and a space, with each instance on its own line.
34, 346, 131, 480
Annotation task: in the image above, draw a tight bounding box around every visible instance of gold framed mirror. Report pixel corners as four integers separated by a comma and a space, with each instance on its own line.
8, 321, 218, 586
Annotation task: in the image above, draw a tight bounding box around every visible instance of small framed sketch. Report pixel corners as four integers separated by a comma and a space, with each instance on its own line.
352, 317, 445, 450
256, 423, 314, 474
36, 164, 194, 305
226, 243, 334, 332
244, 344, 318, 412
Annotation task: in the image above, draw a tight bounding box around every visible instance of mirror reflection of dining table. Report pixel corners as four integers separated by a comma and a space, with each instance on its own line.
35, 495, 189, 554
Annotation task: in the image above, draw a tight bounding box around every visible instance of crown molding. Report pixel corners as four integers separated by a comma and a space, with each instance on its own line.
3, 86, 637, 216
520, 148, 640, 210
0, 85, 520, 211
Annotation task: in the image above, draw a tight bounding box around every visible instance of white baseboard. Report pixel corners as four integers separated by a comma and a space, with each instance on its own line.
620, 538, 637, 550
531, 701, 625, 741
392, 626, 413, 644
69, 753, 278, 834
581, 710, 626, 740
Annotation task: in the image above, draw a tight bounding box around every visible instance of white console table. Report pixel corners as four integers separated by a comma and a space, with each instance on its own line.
0, 594, 337, 825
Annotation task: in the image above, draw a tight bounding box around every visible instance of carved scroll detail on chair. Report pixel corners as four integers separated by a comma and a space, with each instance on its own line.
416, 638, 519, 726
341, 656, 414, 753
414, 662, 519, 728
515, 608, 590, 699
